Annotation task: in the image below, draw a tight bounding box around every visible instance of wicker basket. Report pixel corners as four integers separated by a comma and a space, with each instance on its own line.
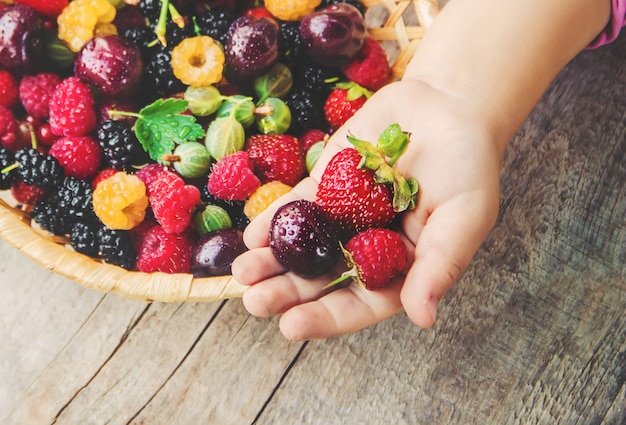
0, 0, 441, 303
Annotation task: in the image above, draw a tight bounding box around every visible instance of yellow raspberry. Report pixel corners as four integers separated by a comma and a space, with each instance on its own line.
264, 0, 322, 21
93, 172, 149, 230
244, 181, 292, 220
57, 0, 117, 52
171, 36, 225, 87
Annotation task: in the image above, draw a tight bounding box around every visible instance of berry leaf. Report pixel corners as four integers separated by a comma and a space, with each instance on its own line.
133, 98, 205, 163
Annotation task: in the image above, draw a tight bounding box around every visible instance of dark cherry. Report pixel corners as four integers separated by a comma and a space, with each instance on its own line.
190, 228, 248, 277
225, 15, 280, 79
0, 4, 45, 73
269, 199, 341, 278
74, 35, 144, 99
299, 3, 366, 68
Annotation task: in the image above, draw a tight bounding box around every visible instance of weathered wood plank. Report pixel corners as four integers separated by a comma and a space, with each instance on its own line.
253, 29, 626, 425
50, 301, 225, 424
0, 239, 147, 423
126, 300, 305, 425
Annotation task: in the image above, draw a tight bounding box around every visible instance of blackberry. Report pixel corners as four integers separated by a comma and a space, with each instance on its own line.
70, 221, 102, 257
121, 25, 156, 59
96, 120, 148, 171
31, 200, 68, 236
292, 59, 340, 99
15, 148, 64, 189
0, 147, 18, 190
97, 226, 137, 270
161, 20, 195, 48
143, 49, 186, 100
51, 177, 98, 225
318, 0, 366, 15
195, 8, 236, 46
278, 20, 303, 66
137, 0, 162, 24
284, 88, 327, 135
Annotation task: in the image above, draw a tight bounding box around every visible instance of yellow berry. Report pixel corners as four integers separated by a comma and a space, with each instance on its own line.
57, 0, 117, 52
171, 36, 225, 87
264, 0, 322, 21
93, 172, 148, 230
244, 181, 292, 220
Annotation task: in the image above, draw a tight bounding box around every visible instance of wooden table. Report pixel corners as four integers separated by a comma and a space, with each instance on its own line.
1, 33, 624, 425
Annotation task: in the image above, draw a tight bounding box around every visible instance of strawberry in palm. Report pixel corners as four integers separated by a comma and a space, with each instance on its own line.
329, 227, 408, 290
315, 123, 418, 237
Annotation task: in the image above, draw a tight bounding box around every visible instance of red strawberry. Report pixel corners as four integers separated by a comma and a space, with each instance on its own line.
316, 124, 418, 236
14, 0, 68, 17
323, 82, 372, 130
316, 147, 396, 236
244, 134, 305, 186
208, 151, 261, 201
330, 228, 408, 290
342, 37, 391, 91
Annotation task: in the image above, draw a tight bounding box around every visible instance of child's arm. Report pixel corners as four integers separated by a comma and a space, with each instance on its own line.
231, 0, 612, 340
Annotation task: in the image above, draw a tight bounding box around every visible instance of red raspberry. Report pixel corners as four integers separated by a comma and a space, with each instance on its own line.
342, 38, 391, 91
0, 69, 19, 108
48, 77, 97, 137
135, 163, 172, 195
244, 134, 305, 186
149, 171, 201, 234
10, 180, 46, 205
48, 135, 103, 180
19, 72, 62, 119
136, 224, 193, 274
0, 105, 19, 151
91, 167, 118, 190
207, 151, 261, 201
298, 128, 327, 154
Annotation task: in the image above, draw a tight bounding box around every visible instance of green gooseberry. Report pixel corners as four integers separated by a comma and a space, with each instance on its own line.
255, 97, 291, 135
205, 116, 246, 160
217, 95, 256, 128
184, 85, 225, 116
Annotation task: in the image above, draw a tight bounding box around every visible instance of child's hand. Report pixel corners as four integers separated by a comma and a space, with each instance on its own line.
231, 79, 503, 340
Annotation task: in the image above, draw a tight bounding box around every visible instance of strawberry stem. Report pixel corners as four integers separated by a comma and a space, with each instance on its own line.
1, 163, 19, 175
325, 244, 363, 289
169, 3, 185, 29
155, 0, 170, 46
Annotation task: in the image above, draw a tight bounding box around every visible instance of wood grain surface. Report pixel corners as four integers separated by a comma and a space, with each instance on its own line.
1, 25, 624, 425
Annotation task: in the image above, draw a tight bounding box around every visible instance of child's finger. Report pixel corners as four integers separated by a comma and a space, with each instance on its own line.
400, 192, 498, 328
240, 263, 340, 318
278, 281, 404, 340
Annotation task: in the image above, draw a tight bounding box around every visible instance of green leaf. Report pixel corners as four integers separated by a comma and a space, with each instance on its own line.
134, 98, 206, 163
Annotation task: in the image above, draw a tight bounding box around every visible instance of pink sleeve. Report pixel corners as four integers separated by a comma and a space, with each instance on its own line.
587, 0, 626, 48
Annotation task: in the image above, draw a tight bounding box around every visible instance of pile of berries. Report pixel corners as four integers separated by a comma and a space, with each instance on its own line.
0, 0, 412, 290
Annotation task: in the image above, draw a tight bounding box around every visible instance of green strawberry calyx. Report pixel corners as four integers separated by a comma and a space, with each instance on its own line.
336, 81, 373, 101
347, 123, 418, 212
326, 243, 364, 289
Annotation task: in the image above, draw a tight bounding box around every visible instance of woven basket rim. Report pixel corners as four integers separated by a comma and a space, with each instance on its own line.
0, 0, 441, 303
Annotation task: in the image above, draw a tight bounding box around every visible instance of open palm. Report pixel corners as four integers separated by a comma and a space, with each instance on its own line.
232, 79, 503, 340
